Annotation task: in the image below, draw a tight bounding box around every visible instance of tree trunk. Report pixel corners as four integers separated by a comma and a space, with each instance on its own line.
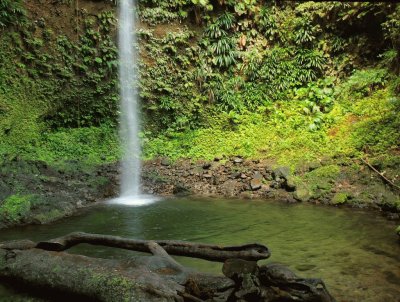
0, 234, 335, 302
0, 242, 234, 302
36, 232, 270, 262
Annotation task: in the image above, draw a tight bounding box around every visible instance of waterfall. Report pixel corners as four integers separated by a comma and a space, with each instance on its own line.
112, 0, 157, 206
119, 0, 141, 197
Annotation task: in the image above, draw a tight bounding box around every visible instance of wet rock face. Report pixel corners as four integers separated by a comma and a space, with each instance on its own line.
0, 159, 119, 229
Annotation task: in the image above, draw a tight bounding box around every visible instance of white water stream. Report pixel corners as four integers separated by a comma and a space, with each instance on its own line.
113, 0, 156, 206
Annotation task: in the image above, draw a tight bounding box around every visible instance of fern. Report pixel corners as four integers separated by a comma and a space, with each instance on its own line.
0, 0, 26, 28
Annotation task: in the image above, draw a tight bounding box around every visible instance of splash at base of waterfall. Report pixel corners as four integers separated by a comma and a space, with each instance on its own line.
108, 194, 160, 206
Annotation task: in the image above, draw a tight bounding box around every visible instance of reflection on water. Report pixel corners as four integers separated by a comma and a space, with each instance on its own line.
0, 197, 399, 301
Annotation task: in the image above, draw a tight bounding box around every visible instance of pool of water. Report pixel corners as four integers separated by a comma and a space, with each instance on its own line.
0, 197, 399, 301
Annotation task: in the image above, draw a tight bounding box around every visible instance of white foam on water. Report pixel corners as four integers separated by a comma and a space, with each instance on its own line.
108, 194, 160, 206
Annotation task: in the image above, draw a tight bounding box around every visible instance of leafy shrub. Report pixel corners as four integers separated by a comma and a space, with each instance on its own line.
0, 0, 25, 28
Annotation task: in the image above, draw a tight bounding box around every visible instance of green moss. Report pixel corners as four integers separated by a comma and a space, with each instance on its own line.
332, 192, 349, 205
0, 194, 33, 223
33, 209, 63, 224
396, 225, 400, 236
301, 165, 340, 198
294, 187, 312, 202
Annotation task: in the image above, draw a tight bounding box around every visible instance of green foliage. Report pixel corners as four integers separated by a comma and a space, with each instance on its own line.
35, 126, 120, 164
302, 165, 341, 198
44, 11, 119, 128
0, 0, 25, 27
0, 194, 33, 223
332, 192, 349, 205
1, 0, 399, 174
294, 78, 334, 131
202, 12, 238, 68
337, 69, 388, 100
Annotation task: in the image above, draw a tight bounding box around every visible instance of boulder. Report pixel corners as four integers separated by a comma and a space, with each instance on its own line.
284, 176, 297, 192
294, 187, 311, 202
273, 166, 291, 180
250, 179, 262, 191
331, 192, 348, 205
222, 259, 257, 279
173, 183, 191, 196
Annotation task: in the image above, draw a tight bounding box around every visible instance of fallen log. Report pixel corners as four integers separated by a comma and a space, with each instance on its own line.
36, 232, 270, 262
0, 235, 335, 302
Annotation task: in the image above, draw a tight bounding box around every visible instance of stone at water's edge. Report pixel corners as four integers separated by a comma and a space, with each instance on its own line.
222, 259, 258, 278
294, 187, 311, 202
250, 179, 262, 191
285, 176, 297, 192
273, 166, 291, 180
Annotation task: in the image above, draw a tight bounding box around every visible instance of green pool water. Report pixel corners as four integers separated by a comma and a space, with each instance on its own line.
0, 197, 399, 301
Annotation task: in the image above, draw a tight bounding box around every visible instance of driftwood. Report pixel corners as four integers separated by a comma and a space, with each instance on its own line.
0, 233, 335, 302
35, 232, 271, 262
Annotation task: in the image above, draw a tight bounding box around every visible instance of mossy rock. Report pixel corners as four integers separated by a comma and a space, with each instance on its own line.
332, 192, 349, 205
33, 209, 64, 224
273, 166, 291, 180
396, 225, 400, 237
0, 194, 33, 224
294, 187, 312, 202
302, 165, 341, 199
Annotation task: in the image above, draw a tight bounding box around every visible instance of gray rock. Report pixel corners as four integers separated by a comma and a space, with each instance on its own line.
222, 259, 257, 279
308, 161, 322, 171
273, 166, 290, 180
250, 179, 262, 190
284, 176, 297, 192
253, 171, 263, 180
231, 172, 241, 179
233, 157, 243, 164
173, 183, 191, 196
220, 180, 238, 197
294, 187, 311, 202
160, 158, 170, 166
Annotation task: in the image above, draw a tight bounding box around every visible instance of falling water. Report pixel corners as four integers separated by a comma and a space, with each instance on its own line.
119, 0, 140, 198
113, 0, 158, 206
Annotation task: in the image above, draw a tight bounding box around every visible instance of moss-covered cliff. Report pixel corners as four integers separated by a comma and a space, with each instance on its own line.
0, 1, 399, 222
